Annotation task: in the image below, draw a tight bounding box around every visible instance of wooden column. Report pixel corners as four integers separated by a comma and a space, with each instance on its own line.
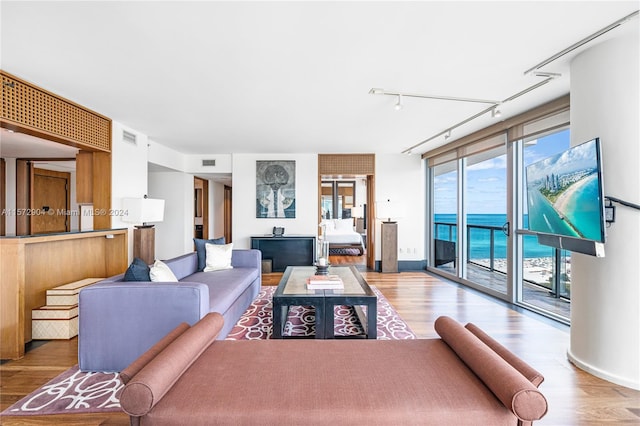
134, 226, 155, 264
380, 222, 398, 273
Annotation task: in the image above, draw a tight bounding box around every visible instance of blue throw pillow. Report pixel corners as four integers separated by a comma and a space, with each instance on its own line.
194, 237, 226, 271
123, 257, 151, 281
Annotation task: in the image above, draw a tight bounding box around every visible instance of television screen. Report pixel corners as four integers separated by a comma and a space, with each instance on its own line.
525, 138, 605, 243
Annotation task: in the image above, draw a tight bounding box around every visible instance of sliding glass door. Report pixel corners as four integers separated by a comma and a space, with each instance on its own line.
516, 128, 572, 318
432, 161, 458, 275
463, 145, 508, 294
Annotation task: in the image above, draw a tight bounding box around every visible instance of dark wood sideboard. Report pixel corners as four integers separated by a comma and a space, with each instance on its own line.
250, 235, 316, 272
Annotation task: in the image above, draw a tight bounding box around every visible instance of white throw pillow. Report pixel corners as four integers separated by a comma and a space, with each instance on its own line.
335, 218, 354, 232
149, 260, 179, 282
204, 242, 234, 272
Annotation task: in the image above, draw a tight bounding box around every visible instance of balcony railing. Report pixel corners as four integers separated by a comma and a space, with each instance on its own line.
433, 221, 570, 300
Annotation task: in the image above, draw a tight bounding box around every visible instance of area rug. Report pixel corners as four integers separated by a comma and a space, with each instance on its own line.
329, 247, 363, 256
226, 285, 416, 340
1, 285, 414, 417
1, 366, 122, 416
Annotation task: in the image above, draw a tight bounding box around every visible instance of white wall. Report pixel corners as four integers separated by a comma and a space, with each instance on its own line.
110, 122, 150, 262
232, 154, 318, 249
148, 171, 194, 259
568, 25, 639, 390
376, 153, 426, 261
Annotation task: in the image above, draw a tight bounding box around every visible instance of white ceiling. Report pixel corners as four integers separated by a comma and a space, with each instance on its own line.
1, 1, 638, 157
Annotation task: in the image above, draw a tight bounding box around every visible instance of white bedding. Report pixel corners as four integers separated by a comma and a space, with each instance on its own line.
322, 219, 363, 245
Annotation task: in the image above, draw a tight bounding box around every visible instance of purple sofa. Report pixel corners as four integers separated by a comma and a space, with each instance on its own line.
78, 249, 261, 373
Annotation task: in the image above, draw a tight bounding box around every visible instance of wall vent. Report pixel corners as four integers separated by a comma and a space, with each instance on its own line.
202, 159, 216, 167
122, 130, 137, 145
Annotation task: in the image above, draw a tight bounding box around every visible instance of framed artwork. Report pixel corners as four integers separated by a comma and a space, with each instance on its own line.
256, 160, 296, 218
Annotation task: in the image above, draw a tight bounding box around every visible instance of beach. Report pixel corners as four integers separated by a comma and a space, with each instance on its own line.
472, 256, 570, 286
553, 173, 596, 217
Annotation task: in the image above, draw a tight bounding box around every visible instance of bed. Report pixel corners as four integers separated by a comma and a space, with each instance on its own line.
322, 218, 365, 255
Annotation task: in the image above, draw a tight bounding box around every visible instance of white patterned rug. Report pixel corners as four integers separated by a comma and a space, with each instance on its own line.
1, 285, 415, 416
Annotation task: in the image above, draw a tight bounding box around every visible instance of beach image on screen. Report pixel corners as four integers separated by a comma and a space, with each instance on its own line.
525, 139, 604, 242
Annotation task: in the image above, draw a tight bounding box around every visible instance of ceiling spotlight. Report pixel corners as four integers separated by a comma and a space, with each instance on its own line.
444, 130, 451, 139
394, 94, 403, 111
491, 107, 502, 118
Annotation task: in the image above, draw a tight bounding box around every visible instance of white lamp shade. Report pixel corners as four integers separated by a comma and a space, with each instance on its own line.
351, 206, 363, 218
376, 200, 404, 222
122, 197, 165, 225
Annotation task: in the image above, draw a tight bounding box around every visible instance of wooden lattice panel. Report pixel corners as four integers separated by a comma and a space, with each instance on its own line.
1, 71, 111, 152
318, 154, 375, 175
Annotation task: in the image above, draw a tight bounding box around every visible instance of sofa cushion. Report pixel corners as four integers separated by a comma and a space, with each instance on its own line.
204, 243, 234, 272
435, 316, 548, 422
150, 260, 179, 282
194, 237, 226, 272
186, 268, 259, 315
119, 322, 190, 385
119, 313, 224, 417
123, 258, 151, 282
465, 322, 544, 387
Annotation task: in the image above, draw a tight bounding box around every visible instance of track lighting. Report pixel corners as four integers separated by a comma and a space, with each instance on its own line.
444, 130, 451, 139
491, 107, 502, 118
394, 94, 403, 111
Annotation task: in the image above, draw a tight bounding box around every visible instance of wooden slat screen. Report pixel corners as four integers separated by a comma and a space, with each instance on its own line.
318, 154, 375, 175
1, 71, 111, 152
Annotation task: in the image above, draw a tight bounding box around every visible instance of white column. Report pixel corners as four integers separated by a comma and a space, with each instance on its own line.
568, 24, 639, 390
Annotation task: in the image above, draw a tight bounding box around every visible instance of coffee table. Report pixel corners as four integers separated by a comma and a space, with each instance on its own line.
272, 266, 377, 339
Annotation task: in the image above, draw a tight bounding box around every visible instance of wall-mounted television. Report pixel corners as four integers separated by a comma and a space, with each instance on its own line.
525, 138, 606, 256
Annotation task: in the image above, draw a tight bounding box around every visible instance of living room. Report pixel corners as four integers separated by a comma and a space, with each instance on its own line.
1, 1, 639, 424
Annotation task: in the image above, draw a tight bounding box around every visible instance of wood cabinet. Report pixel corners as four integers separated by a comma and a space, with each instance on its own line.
251, 235, 316, 272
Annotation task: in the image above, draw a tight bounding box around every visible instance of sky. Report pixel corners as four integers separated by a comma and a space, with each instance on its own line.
434, 129, 571, 215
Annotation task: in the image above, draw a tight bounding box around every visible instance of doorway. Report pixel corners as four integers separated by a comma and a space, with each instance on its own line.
31, 168, 71, 234
194, 177, 209, 240
318, 154, 376, 269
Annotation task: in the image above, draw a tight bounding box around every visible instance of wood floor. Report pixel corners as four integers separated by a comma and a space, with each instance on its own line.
1, 256, 639, 425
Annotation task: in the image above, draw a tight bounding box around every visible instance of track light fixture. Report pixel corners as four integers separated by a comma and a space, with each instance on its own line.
491, 106, 502, 118
370, 88, 499, 110
394, 94, 403, 111
444, 130, 451, 139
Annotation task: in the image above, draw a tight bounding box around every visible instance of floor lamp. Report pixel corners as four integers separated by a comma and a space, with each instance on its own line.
376, 199, 399, 273
122, 196, 165, 265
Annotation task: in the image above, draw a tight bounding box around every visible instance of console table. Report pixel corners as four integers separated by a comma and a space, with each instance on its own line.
250, 235, 316, 272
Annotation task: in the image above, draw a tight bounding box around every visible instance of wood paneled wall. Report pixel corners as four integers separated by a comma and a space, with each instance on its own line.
0, 229, 128, 359
1, 70, 111, 152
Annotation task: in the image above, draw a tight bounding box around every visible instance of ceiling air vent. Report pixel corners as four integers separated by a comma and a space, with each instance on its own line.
202, 159, 216, 167
122, 130, 137, 145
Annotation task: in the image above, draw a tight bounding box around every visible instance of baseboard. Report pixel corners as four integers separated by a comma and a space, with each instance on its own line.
374, 260, 427, 272
567, 348, 640, 390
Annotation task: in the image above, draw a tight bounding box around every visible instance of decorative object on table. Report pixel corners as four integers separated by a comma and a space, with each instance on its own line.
272, 226, 284, 236
306, 274, 344, 290
315, 237, 330, 274
256, 160, 296, 218
122, 195, 165, 265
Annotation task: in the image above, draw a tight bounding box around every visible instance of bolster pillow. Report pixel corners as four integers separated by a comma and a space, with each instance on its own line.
465, 322, 544, 387
435, 316, 548, 422
119, 322, 190, 385
119, 312, 224, 417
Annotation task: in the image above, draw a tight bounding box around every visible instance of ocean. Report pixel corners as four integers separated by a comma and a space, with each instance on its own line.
434, 213, 560, 259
